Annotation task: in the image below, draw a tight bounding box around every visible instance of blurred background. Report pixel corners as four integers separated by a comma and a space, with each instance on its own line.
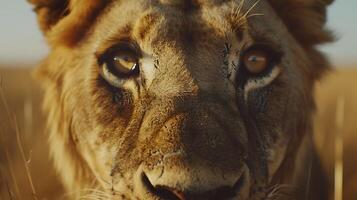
0, 1, 356, 200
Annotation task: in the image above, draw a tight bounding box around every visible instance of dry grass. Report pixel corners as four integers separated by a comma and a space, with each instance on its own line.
314, 68, 357, 200
0, 67, 64, 200
0, 66, 356, 200
334, 96, 344, 200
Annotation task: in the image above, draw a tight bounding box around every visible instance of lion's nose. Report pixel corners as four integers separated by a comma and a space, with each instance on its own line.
141, 165, 249, 200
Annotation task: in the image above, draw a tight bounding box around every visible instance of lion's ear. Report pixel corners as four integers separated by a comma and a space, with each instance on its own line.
28, 0, 68, 33
269, 0, 334, 47
28, 0, 108, 47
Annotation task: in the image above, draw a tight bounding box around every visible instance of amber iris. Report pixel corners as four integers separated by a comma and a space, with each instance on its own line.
242, 49, 269, 74
110, 51, 139, 77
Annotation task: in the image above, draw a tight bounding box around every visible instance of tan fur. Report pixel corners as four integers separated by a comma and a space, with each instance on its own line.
29, 0, 334, 199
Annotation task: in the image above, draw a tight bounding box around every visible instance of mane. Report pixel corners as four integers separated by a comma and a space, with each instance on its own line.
269, 0, 335, 79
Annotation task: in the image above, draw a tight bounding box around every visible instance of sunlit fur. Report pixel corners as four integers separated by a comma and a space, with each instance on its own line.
29, 0, 334, 199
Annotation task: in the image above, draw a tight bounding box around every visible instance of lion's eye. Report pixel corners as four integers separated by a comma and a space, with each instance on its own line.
235, 44, 282, 92
242, 49, 268, 74
240, 44, 280, 76
109, 51, 139, 76
99, 43, 140, 87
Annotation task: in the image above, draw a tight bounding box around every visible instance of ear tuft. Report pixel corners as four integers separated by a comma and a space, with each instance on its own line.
29, 0, 109, 47
28, 0, 69, 33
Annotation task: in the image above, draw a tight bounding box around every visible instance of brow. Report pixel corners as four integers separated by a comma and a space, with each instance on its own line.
95, 24, 133, 58
133, 12, 160, 42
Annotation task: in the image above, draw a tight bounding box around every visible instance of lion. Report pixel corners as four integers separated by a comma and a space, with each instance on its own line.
28, 0, 334, 199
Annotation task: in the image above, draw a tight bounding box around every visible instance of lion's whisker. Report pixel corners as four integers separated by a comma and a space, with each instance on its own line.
266, 183, 296, 200
244, 0, 262, 17
61, 187, 112, 200
237, 0, 246, 16
246, 13, 264, 19
81, 188, 111, 195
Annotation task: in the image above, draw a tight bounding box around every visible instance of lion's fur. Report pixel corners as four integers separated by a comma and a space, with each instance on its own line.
31, 0, 334, 83
29, 0, 334, 199
30, 0, 335, 84
31, 0, 334, 46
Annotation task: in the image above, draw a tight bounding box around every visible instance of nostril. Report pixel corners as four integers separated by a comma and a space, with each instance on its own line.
233, 166, 250, 199
142, 172, 185, 200
156, 186, 186, 200
234, 170, 247, 193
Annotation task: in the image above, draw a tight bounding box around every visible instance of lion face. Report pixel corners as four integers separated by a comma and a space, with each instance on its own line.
30, 0, 333, 199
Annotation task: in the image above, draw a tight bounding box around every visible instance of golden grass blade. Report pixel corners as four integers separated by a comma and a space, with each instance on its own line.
14, 116, 38, 200
0, 78, 21, 199
0, 81, 11, 121
24, 95, 33, 139
1, 80, 38, 200
0, 165, 12, 200
334, 96, 345, 200
5, 181, 14, 200
4, 147, 21, 199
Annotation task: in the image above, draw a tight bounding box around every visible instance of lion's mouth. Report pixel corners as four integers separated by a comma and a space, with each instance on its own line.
140, 168, 250, 200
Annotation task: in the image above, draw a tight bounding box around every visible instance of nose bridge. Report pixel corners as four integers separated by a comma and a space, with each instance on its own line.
142, 42, 244, 149
150, 43, 236, 102
150, 43, 202, 96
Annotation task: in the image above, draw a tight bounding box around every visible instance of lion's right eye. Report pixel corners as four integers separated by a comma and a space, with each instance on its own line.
242, 48, 269, 74
98, 43, 140, 87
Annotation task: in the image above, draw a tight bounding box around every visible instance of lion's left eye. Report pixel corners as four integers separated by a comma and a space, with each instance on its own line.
110, 51, 139, 76
242, 49, 269, 74
235, 44, 283, 97
240, 44, 281, 76
98, 43, 140, 87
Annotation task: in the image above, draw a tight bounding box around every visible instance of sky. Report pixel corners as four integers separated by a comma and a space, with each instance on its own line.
0, 1, 356, 67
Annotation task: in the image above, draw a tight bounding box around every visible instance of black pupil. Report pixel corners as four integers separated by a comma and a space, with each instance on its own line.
249, 55, 258, 62
107, 50, 139, 78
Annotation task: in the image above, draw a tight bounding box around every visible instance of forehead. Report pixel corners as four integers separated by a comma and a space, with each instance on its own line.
92, 0, 281, 50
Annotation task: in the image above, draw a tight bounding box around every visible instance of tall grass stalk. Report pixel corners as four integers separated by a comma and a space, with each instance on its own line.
4, 147, 21, 199
334, 96, 345, 200
14, 116, 38, 200
1, 82, 38, 200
